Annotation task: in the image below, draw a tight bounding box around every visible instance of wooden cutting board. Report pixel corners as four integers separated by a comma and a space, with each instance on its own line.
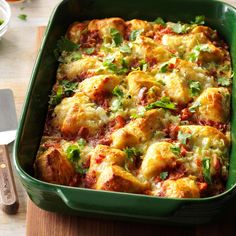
26, 27, 236, 236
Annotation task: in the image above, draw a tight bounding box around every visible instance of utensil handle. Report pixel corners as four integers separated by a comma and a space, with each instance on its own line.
0, 144, 19, 214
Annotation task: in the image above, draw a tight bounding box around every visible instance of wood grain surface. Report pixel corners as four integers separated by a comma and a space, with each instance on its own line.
26, 15, 236, 235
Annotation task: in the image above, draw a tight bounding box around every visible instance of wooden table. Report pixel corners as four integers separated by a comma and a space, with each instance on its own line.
1, 0, 236, 235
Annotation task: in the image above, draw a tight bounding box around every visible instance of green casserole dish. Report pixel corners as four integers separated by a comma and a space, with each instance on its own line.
13, 0, 236, 224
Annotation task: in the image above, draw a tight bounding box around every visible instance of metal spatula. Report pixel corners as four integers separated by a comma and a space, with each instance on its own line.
0, 89, 19, 214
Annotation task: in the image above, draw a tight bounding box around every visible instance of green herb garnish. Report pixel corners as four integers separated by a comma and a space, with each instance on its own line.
189, 80, 201, 97
159, 62, 174, 73
66, 145, 81, 162
145, 97, 176, 110
160, 171, 168, 180
124, 147, 140, 159
112, 86, 124, 98
110, 28, 123, 46
103, 56, 128, 75
0, 19, 4, 25
170, 145, 181, 156
217, 77, 231, 87
18, 14, 27, 21
171, 23, 188, 34
191, 15, 205, 25
120, 44, 132, 54
177, 131, 192, 145
188, 44, 211, 62
130, 29, 144, 41
49, 80, 78, 106
202, 158, 212, 184
83, 47, 95, 54
154, 17, 166, 26
124, 147, 141, 171
55, 36, 80, 59
189, 101, 201, 113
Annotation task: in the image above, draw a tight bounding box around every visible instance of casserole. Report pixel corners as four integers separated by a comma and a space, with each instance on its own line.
14, 0, 236, 224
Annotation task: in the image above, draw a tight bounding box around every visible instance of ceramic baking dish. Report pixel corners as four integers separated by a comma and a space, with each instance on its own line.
14, 0, 236, 224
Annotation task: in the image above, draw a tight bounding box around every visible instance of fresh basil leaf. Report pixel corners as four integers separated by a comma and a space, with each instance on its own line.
110, 28, 123, 46
66, 145, 80, 162
189, 80, 201, 97
145, 97, 176, 110
177, 131, 192, 145
154, 17, 166, 26
191, 15, 205, 25
130, 29, 144, 41
160, 171, 168, 180
217, 77, 231, 87
202, 158, 212, 184
120, 44, 132, 54
0, 19, 4, 25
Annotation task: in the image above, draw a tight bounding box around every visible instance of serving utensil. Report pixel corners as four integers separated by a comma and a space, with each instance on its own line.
0, 89, 19, 214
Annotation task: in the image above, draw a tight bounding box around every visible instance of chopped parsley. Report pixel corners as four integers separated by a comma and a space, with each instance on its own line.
0, 19, 4, 25
124, 147, 141, 171
49, 80, 78, 106
160, 171, 168, 180
170, 145, 181, 156
189, 80, 201, 97
112, 86, 124, 98
130, 29, 144, 41
171, 23, 188, 34
103, 56, 128, 75
188, 44, 211, 62
83, 47, 95, 54
159, 62, 174, 73
177, 131, 192, 145
124, 147, 140, 159
202, 158, 212, 184
153, 17, 166, 26
189, 101, 201, 113
66, 145, 80, 162
145, 97, 176, 110
54, 37, 80, 60
120, 44, 132, 54
110, 28, 123, 46
59, 51, 82, 63
217, 77, 231, 87
191, 15, 205, 25
18, 14, 27, 21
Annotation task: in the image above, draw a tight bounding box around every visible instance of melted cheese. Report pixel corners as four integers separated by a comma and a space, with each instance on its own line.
36, 17, 232, 199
